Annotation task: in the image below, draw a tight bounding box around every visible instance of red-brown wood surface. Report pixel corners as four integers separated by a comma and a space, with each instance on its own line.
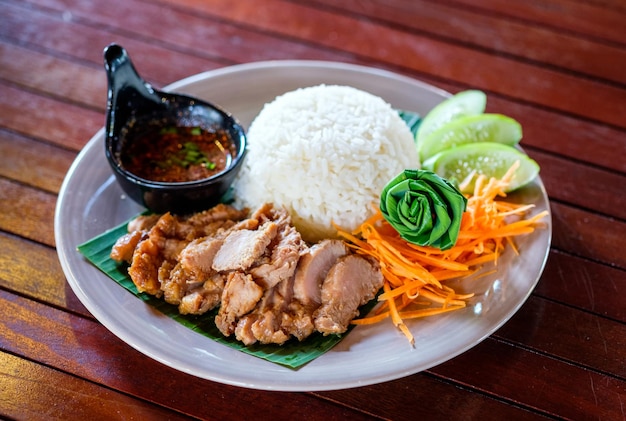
1, 0, 624, 419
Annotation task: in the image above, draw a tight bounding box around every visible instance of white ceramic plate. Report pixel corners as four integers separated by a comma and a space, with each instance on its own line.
55, 60, 551, 391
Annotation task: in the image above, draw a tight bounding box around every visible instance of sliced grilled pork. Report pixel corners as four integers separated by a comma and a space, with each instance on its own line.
229, 207, 307, 344
127, 214, 161, 232
217, 205, 306, 342
235, 276, 317, 345
234, 276, 294, 345
112, 205, 249, 296
179, 236, 225, 274
160, 215, 264, 315
178, 274, 227, 315
185, 203, 250, 229
313, 255, 383, 335
110, 230, 145, 263
127, 213, 189, 296
215, 272, 264, 336
250, 221, 306, 290
211, 222, 278, 272
292, 239, 349, 308
161, 236, 226, 314
110, 202, 386, 346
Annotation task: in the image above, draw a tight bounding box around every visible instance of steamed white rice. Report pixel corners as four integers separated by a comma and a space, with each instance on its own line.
233, 85, 418, 243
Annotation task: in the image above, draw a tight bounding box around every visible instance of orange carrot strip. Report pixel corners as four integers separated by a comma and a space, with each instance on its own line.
399, 305, 466, 320
430, 269, 476, 281
378, 280, 427, 301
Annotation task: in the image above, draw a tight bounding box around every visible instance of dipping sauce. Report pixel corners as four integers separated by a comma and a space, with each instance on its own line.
120, 125, 236, 183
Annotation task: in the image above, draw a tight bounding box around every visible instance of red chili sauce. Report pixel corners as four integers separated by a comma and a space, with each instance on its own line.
120, 125, 236, 183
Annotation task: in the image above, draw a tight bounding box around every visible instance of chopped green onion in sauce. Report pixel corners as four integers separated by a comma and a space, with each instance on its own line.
121, 125, 235, 182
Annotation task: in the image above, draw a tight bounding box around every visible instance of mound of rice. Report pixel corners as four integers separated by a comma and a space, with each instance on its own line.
233, 85, 419, 243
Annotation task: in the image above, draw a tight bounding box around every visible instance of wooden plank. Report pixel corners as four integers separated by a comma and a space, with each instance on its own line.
0, 129, 75, 194
0, 82, 101, 151
0, 179, 56, 247
317, 375, 554, 420
0, 2, 227, 87
306, 0, 626, 84
0, 231, 89, 317
5, 1, 625, 174
13, 0, 626, 128
0, 289, 448, 420
445, 0, 626, 45
497, 296, 626, 377
550, 202, 626, 269
2, 0, 349, 86
582, 0, 626, 14
0, 352, 194, 421
484, 95, 626, 173
0, 40, 106, 109
430, 338, 626, 420
141, 0, 626, 128
535, 250, 626, 322
530, 149, 626, 220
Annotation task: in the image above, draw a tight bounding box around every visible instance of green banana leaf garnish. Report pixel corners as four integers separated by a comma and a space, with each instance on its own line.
380, 169, 467, 250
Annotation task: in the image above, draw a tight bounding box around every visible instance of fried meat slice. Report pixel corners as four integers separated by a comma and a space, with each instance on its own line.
292, 239, 348, 308
313, 255, 383, 335
215, 272, 264, 336
112, 204, 249, 297
162, 236, 227, 314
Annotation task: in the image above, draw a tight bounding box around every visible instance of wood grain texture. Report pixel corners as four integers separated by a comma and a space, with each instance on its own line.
0, 289, 475, 420
12, 0, 626, 128
0, 232, 88, 315
1, 352, 195, 421
0, 41, 105, 109
318, 375, 555, 421
530, 150, 626, 220
431, 339, 626, 420
484, 95, 626, 173
1, 0, 624, 419
536, 251, 626, 322
5, 0, 625, 172
497, 296, 626, 377
304, 0, 626, 85
144, 0, 626, 128
0, 129, 75, 193
0, 82, 102, 151
0, 179, 56, 247
445, 0, 626, 45
550, 202, 626, 269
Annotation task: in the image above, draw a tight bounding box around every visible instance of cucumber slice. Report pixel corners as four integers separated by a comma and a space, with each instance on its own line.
417, 90, 487, 145
418, 113, 522, 162
423, 142, 539, 193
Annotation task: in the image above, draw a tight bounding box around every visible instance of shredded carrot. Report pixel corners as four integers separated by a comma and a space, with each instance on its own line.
337, 161, 549, 346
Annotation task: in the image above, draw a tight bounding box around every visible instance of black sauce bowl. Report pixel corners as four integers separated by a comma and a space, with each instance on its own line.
103, 44, 246, 214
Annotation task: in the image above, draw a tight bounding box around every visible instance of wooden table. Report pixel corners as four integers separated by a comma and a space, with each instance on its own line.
1, 1, 625, 419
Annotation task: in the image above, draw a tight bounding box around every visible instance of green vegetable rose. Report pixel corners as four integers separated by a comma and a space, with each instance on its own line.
380, 169, 467, 250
